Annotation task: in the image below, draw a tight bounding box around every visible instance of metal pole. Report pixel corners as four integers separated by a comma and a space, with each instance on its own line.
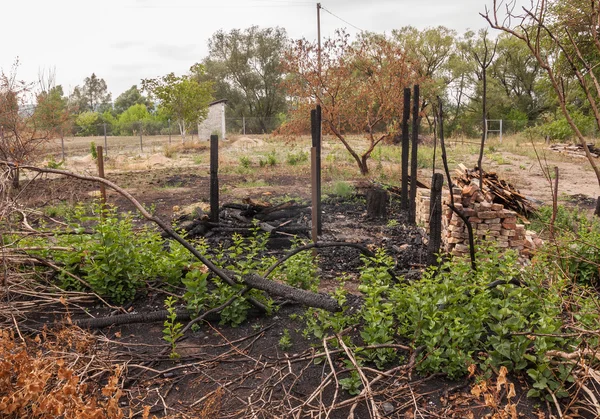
210, 135, 219, 222
243, 116, 246, 135
317, 3, 322, 79
500, 119, 503, 143
139, 122, 143, 152
168, 118, 171, 144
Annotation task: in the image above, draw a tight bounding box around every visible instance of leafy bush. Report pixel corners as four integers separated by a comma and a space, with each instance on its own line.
239, 156, 251, 168
304, 243, 599, 400
273, 238, 319, 291
182, 226, 277, 326
17, 204, 192, 304
286, 150, 309, 166
538, 111, 596, 141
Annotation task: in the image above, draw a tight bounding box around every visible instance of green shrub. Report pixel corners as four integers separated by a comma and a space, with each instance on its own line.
239, 156, 251, 168
17, 203, 192, 304
286, 150, 309, 166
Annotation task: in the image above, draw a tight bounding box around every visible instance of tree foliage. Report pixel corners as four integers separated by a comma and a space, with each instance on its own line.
114, 85, 153, 115
35, 85, 71, 137
142, 65, 213, 140
70, 73, 112, 113
201, 26, 288, 134
281, 30, 421, 175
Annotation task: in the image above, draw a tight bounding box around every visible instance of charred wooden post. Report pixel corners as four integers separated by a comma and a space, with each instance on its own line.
210, 134, 219, 222
409, 84, 420, 225
96, 145, 107, 207
427, 173, 444, 266
401, 88, 411, 211
315, 105, 322, 234
310, 108, 322, 240
366, 187, 389, 219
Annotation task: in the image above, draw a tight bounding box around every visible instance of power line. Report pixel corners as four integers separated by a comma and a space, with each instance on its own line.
320, 5, 365, 33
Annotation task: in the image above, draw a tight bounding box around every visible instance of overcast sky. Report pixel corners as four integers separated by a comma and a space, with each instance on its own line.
1, 0, 525, 99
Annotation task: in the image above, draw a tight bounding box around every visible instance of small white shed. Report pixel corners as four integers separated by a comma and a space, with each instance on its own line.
198, 99, 227, 140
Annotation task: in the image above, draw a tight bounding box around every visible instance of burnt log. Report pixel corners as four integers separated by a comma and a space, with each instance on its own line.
243, 274, 340, 312
366, 188, 389, 219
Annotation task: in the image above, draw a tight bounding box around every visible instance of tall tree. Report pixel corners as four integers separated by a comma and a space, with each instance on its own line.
114, 85, 153, 115
393, 26, 458, 110
281, 31, 422, 175
34, 85, 71, 137
70, 73, 112, 113
484, 0, 600, 195
142, 64, 213, 141
200, 26, 288, 133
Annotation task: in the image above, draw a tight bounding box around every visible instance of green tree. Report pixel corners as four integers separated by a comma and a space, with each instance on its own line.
142, 65, 213, 141
114, 85, 153, 115
70, 73, 112, 113
34, 85, 71, 136
393, 26, 457, 108
118, 103, 151, 135
75, 111, 99, 136
200, 26, 288, 133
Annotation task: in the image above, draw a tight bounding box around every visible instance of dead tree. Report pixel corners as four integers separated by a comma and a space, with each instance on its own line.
470, 30, 497, 190
483, 0, 600, 212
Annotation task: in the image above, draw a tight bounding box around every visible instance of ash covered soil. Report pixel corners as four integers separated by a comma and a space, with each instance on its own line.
14, 167, 555, 419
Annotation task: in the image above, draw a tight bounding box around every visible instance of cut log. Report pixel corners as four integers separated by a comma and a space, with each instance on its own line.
366, 188, 389, 219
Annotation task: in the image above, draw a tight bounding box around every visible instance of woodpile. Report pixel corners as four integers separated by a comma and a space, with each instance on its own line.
454, 164, 534, 217
549, 143, 600, 159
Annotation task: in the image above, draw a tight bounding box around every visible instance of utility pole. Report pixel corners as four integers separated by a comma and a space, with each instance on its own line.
317, 3, 322, 82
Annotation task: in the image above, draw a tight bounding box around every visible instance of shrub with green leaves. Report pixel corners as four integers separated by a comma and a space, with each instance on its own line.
17, 203, 193, 304
182, 226, 277, 326
286, 150, 309, 166
273, 238, 319, 291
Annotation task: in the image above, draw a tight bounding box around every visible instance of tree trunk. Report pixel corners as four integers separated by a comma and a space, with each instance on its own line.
366, 187, 388, 219
11, 166, 19, 190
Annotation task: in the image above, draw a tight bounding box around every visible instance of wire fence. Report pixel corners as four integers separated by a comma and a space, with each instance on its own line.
5, 115, 598, 161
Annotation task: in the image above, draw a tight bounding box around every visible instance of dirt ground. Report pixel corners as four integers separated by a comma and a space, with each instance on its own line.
6, 134, 600, 418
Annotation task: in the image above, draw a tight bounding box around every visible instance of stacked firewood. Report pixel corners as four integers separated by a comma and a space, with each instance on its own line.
454, 164, 534, 217
549, 143, 600, 158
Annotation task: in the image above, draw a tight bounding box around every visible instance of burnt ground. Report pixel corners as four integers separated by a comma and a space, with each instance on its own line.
9, 167, 559, 418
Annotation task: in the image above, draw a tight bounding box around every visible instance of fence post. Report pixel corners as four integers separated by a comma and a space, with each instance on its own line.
427, 173, 444, 266
243, 116, 246, 135
409, 84, 420, 225
168, 119, 171, 144
139, 122, 143, 153
401, 88, 411, 211
316, 105, 322, 234
96, 146, 107, 207
310, 108, 322, 241
103, 123, 108, 156
210, 134, 219, 222
500, 119, 503, 143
